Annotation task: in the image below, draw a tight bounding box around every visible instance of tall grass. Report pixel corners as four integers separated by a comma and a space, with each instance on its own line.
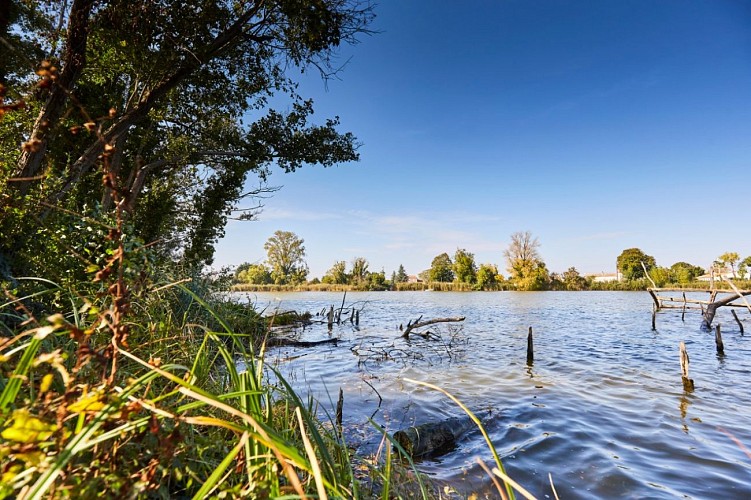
0, 275, 372, 498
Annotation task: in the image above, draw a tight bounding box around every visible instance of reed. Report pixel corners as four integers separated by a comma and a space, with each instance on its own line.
0, 276, 367, 498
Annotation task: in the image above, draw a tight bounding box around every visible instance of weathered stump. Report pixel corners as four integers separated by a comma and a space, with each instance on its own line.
715, 324, 724, 355
680, 341, 694, 392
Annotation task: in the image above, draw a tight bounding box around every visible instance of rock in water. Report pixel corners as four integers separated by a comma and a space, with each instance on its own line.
393, 415, 479, 458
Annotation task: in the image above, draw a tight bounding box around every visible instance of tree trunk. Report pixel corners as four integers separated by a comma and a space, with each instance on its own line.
13, 0, 95, 196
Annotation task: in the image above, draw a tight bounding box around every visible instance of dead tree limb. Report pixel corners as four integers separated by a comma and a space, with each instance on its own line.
702, 290, 751, 330
402, 317, 465, 338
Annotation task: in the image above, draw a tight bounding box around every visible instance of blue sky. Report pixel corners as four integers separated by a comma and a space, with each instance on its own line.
214, 0, 751, 278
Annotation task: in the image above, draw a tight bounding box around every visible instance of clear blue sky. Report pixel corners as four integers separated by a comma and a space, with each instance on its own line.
214, 0, 751, 278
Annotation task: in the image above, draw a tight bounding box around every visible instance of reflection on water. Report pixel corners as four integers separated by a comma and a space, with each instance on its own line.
237, 291, 751, 499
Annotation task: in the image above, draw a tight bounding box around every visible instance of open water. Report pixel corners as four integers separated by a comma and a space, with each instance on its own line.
236, 291, 751, 499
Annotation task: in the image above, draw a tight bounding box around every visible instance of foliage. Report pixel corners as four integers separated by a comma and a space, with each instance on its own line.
263, 230, 308, 284
648, 266, 672, 287
236, 262, 273, 285
513, 260, 550, 291
475, 263, 500, 290
322, 260, 348, 284
395, 264, 409, 283
453, 248, 477, 284
503, 231, 540, 271
1, 0, 372, 275
429, 253, 454, 282
350, 257, 370, 286
670, 261, 705, 284
366, 269, 388, 291
562, 267, 587, 290
739, 256, 751, 280
616, 248, 656, 280
504, 231, 549, 290
717, 252, 740, 278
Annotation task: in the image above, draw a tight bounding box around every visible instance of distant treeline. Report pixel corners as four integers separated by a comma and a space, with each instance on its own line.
230, 279, 750, 293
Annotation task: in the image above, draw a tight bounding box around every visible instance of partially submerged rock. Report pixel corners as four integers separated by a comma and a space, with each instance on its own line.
393, 414, 480, 458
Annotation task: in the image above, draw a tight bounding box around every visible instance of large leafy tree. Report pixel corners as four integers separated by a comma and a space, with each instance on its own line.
322, 260, 347, 284
562, 267, 587, 291
263, 230, 307, 284
236, 262, 272, 285
429, 253, 454, 282
476, 263, 499, 290
504, 231, 549, 290
453, 248, 477, 284
350, 257, 369, 285
616, 248, 656, 280
0, 0, 373, 273
670, 261, 704, 284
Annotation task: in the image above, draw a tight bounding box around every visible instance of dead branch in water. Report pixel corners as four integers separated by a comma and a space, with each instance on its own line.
401, 316, 466, 338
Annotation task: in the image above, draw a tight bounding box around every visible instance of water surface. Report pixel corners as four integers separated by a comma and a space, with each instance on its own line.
237, 291, 751, 499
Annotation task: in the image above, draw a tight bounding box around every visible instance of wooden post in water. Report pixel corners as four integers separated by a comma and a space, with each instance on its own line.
651, 304, 657, 331
526, 327, 534, 365
679, 341, 694, 391
355, 310, 360, 326
715, 324, 724, 355
681, 292, 687, 322
327, 306, 334, 331
731, 310, 744, 335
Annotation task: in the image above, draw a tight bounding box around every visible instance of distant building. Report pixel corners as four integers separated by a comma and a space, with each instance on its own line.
697, 267, 734, 281
407, 275, 423, 283
585, 271, 623, 283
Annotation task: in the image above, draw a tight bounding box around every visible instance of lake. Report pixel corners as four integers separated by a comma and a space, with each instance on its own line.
235, 291, 751, 499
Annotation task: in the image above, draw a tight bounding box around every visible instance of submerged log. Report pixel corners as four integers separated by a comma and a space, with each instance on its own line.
265, 337, 338, 348
393, 414, 482, 458
401, 316, 466, 338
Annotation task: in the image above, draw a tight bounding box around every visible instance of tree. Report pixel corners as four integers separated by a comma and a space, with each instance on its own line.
1, 0, 373, 273
562, 267, 587, 291
453, 248, 477, 284
739, 256, 751, 280
504, 231, 548, 290
717, 252, 740, 278
616, 248, 656, 280
429, 253, 454, 282
503, 231, 540, 270
350, 257, 369, 285
395, 264, 409, 283
263, 230, 308, 284
648, 267, 672, 287
476, 263, 499, 290
322, 260, 348, 285
236, 263, 272, 285
670, 262, 705, 284
367, 270, 387, 291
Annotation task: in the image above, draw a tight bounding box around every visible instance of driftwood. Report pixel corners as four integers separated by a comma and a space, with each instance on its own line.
732, 310, 744, 334
265, 337, 338, 348
401, 316, 466, 338
648, 286, 751, 330
393, 414, 482, 458
701, 291, 751, 330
